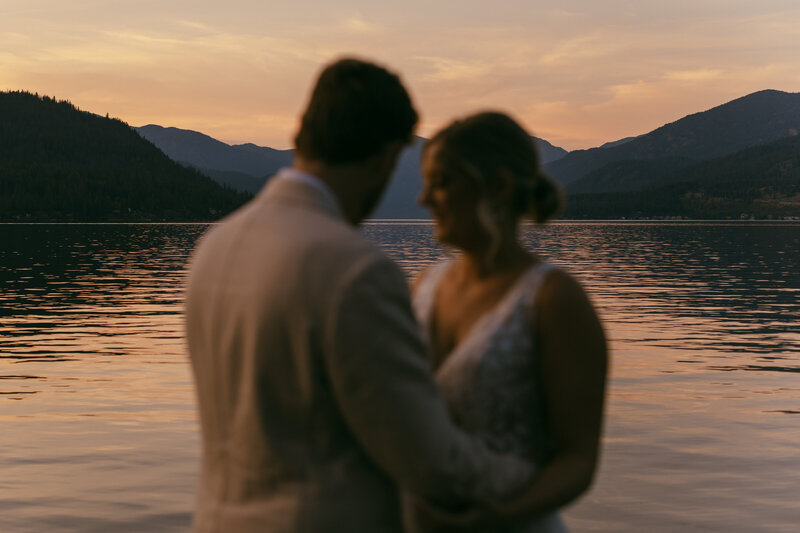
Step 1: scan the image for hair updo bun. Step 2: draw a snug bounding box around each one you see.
[425,111,564,224]
[526,170,564,223]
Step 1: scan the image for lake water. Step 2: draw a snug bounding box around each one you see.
[1,221,799,532]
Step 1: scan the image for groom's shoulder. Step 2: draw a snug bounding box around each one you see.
[310,222,397,278]
[292,222,409,315]
[192,201,403,290]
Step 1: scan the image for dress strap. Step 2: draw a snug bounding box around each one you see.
[411,260,452,332]
[522,262,557,323]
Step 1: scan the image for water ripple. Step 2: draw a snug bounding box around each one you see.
[1,221,799,532]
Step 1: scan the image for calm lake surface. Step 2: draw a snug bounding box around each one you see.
[1,221,799,532]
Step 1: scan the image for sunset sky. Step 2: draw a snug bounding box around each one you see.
[3,1,799,151]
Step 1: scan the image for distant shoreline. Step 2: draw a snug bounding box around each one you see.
[2,219,799,225]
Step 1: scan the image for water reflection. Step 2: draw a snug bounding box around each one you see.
[1,224,206,367]
[363,221,800,372]
[363,222,800,531]
[1,221,799,532]
[1,224,206,532]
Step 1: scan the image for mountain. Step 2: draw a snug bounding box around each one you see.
[373,136,566,218]
[136,124,293,180]
[8,89,793,221]
[566,157,693,194]
[199,168,270,194]
[599,136,638,149]
[535,137,569,164]
[563,134,800,219]
[135,125,430,215]
[140,125,569,218]
[372,138,429,218]
[548,90,800,188]
[0,91,250,222]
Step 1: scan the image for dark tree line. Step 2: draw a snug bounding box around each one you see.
[563,135,800,219]
[0,91,251,222]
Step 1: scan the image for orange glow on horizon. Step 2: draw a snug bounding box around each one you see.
[3,2,799,151]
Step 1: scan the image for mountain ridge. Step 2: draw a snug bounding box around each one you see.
[137,127,570,218]
[136,124,293,178]
[6,88,797,221]
[546,89,800,188]
[564,134,800,219]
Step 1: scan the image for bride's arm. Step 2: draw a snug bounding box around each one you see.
[493,267,608,519]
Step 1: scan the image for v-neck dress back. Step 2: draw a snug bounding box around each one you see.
[412,260,567,533]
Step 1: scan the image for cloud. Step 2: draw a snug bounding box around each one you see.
[600,79,659,102]
[5,1,798,151]
[178,20,214,32]
[415,55,492,83]
[664,69,724,82]
[342,15,381,35]
[102,30,190,48]
[537,34,612,66]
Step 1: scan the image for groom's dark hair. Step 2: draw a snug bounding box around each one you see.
[294,57,418,164]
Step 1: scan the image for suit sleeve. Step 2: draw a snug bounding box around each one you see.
[323,254,533,504]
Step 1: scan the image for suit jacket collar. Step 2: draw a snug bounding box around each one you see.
[258,168,346,222]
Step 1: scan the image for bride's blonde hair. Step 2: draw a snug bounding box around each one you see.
[424,112,564,265]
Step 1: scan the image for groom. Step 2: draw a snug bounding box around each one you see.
[185,57,530,532]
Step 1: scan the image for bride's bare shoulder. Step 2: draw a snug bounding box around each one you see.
[536,266,590,309]
[410,260,451,293]
[410,266,432,293]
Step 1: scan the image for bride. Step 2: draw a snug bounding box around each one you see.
[410,112,608,532]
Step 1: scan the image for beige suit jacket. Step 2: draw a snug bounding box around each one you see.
[185,173,530,533]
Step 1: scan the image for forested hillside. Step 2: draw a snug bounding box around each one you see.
[0,91,250,221]
[135,124,292,182]
[548,89,800,188]
[564,135,800,219]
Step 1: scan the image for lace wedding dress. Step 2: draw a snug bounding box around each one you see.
[412,260,567,533]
